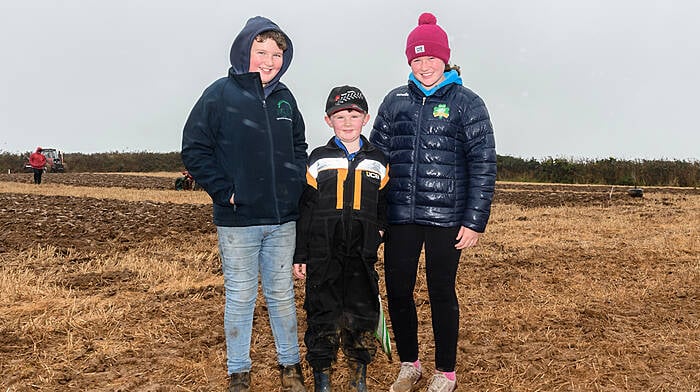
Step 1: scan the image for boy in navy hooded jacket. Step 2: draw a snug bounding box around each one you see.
[182,16,307,392]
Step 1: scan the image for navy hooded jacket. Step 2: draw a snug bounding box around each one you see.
[369,76,496,233]
[181,16,308,227]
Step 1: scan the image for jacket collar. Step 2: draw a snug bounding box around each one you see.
[325,135,374,154]
[408,69,462,98]
[228,69,288,97]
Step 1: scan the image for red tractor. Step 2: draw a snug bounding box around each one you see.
[24,148,66,173]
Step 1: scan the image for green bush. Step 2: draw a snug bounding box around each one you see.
[2,150,698,187]
[497,155,699,187]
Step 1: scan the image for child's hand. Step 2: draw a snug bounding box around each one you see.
[293,264,306,279]
[455,226,479,249]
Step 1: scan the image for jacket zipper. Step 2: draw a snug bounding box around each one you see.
[411,96,426,222]
[260,84,281,222]
[343,152,361,252]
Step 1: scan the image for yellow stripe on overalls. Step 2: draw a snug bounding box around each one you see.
[354,170,363,210]
[306,169,317,189]
[336,169,347,209]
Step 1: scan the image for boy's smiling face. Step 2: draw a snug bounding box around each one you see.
[325,109,370,147]
[249,38,283,86]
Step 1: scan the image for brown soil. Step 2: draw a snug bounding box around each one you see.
[1,174,698,391]
[0,192,212,253]
[1,172,175,190]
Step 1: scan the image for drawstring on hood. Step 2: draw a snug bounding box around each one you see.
[229,16,293,97]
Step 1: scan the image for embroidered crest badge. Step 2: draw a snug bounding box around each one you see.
[433,104,450,119]
[276,100,292,121]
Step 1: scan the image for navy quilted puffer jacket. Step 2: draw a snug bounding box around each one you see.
[369,80,496,232]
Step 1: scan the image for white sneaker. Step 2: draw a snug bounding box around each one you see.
[389,362,422,392]
[426,373,457,392]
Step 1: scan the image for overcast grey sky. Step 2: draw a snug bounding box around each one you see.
[1,0,698,160]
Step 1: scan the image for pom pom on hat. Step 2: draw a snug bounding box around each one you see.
[418,12,437,25]
[405,12,450,64]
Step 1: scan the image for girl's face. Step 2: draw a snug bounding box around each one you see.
[325,109,370,147]
[410,56,446,89]
[249,38,283,86]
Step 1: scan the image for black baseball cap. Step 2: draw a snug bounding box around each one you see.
[325,85,368,116]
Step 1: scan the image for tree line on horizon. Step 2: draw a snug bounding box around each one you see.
[0,151,698,188]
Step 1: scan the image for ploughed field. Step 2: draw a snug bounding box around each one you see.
[1,172,698,391]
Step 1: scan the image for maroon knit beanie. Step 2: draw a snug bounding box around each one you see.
[405,12,450,64]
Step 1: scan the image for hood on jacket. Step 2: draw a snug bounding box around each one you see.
[229,16,293,97]
[409,69,462,97]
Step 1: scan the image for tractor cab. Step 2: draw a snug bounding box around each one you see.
[24,148,66,172]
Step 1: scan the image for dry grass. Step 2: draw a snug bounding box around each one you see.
[0,180,698,391]
[103,171,184,178]
[463,196,699,391]
[0,181,211,204]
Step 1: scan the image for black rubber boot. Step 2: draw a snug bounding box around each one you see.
[348,361,368,392]
[312,367,332,392]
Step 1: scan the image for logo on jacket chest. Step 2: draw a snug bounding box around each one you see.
[433,103,450,119]
[276,100,293,122]
[365,171,380,180]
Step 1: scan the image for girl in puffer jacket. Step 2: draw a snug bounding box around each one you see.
[369,12,497,392]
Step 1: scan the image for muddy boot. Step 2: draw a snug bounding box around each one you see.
[312,367,332,392]
[228,371,251,392]
[348,361,368,392]
[280,363,307,392]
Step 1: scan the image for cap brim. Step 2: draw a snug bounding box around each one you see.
[326,104,367,116]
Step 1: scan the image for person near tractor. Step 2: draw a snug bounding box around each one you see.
[181,16,308,392]
[369,12,497,392]
[29,147,47,184]
[293,86,389,392]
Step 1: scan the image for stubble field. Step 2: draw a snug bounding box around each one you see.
[1,172,698,391]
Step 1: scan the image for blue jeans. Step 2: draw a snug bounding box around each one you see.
[217,222,301,374]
